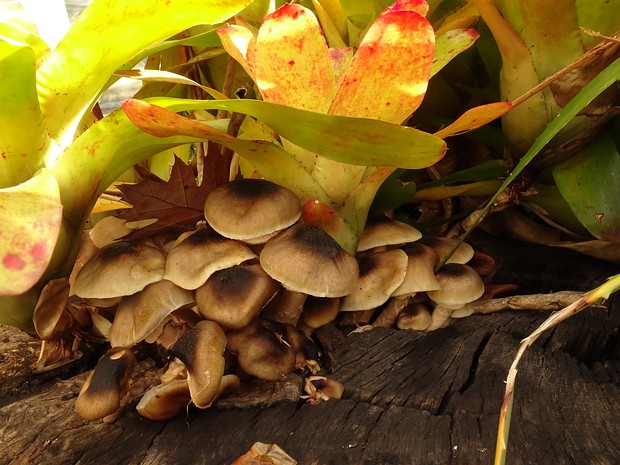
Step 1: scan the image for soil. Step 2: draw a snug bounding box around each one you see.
[1,233,619,465]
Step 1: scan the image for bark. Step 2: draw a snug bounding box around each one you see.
[0,234,619,465]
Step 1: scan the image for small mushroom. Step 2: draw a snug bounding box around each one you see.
[75,347,137,421]
[301,296,341,329]
[260,289,307,326]
[226,318,297,381]
[73,241,166,299]
[164,226,256,290]
[427,263,485,310]
[260,224,359,298]
[196,264,279,329]
[33,278,72,340]
[396,303,432,331]
[144,307,202,349]
[301,376,344,404]
[109,279,195,348]
[136,379,192,421]
[357,216,422,252]
[420,237,474,264]
[391,243,440,297]
[204,178,302,244]
[340,249,408,311]
[170,320,227,408]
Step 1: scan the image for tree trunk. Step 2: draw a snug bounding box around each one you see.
[1,233,619,465]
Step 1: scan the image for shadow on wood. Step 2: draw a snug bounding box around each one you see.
[1,234,619,465]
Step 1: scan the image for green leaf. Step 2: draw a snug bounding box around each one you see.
[417,159,510,189]
[36,0,254,148]
[0,41,50,188]
[0,169,62,296]
[431,28,479,77]
[552,128,620,241]
[370,171,417,213]
[136,97,447,169]
[458,57,620,263]
[120,99,328,203]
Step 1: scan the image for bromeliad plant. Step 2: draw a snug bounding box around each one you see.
[0,0,255,330]
[122,0,505,254]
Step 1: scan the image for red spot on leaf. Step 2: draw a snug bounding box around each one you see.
[88,140,102,156]
[3,254,25,270]
[30,242,47,261]
[20,153,27,158]
[288,60,295,66]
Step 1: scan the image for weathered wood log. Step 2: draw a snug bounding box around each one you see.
[1,234,619,464]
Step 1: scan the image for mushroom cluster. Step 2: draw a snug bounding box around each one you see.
[48,178,489,422]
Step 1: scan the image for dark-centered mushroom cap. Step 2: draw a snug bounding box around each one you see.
[196,264,279,329]
[392,243,440,297]
[226,318,297,381]
[170,320,227,409]
[74,347,137,421]
[357,216,422,252]
[420,237,474,264]
[427,263,484,309]
[164,227,256,290]
[260,224,359,298]
[340,249,408,311]
[204,178,302,243]
[109,279,195,348]
[73,241,166,299]
[396,303,432,331]
[260,289,307,326]
[301,296,341,329]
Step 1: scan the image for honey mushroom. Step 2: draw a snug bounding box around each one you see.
[74,347,136,422]
[164,225,257,290]
[72,241,166,299]
[169,320,227,409]
[204,178,302,244]
[108,279,195,348]
[196,264,279,329]
[226,318,299,381]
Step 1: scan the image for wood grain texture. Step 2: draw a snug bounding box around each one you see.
[1,235,619,464]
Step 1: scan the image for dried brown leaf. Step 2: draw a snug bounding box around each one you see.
[118,157,210,240]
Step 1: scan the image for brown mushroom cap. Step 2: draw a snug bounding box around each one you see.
[196,264,279,329]
[396,303,432,331]
[340,249,408,311]
[260,289,308,326]
[357,216,422,252]
[33,278,72,340]
[164,227,256,290]
[226,318,297,381]
[136,379,192,421]
[419,237,474,264]
[109,279,195,348]
[301,296,341,329]
[426,263,485,309]
[204,178,302,243]
[260,224,359,298]
[74,347,137,421]
[73,241,166,299]
[391,243,440,297]
[170,320,227,409]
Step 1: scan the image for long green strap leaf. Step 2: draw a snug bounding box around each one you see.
[141,97,447,169]
[491,56,620,465]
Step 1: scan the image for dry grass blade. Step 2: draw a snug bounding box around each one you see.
[494,274,620,465]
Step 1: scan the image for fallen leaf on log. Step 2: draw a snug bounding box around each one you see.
[118,157,210,240]
[231,442,297,465]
